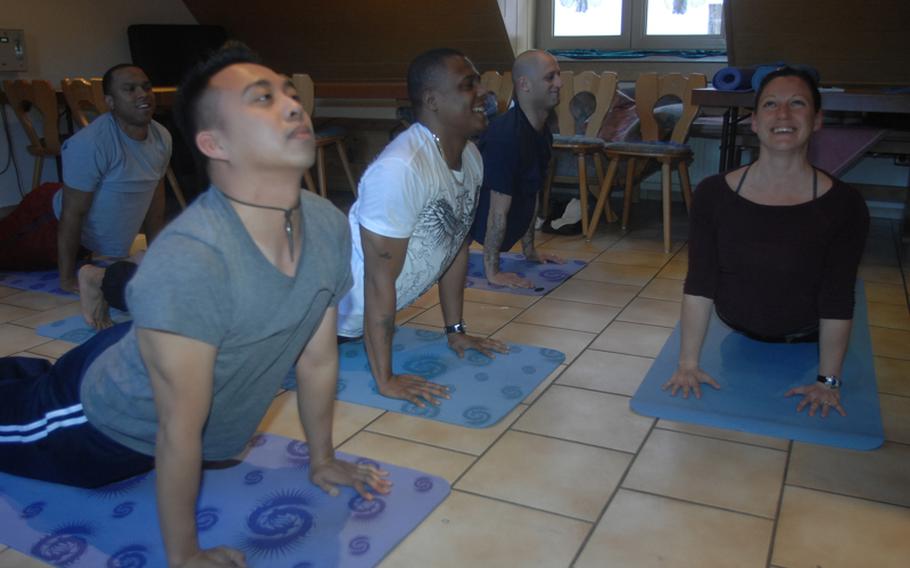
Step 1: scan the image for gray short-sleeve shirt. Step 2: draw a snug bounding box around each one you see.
[56,113,172,257]
[80,187,352,459]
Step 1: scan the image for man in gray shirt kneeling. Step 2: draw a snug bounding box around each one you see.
[0,44,389,568]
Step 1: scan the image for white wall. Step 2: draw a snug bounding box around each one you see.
[0,0,197,206]
[497,0,535,56]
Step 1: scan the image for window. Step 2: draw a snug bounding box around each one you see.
[538,0,726,52]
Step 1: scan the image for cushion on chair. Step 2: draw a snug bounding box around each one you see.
[552,133,607,146]
[604,139,692,157]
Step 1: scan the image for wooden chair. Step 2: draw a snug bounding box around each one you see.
[291,73,358,198]
[61,77,106,127]
[540,70,618,237]
[61,77,187,209]
[2,79,62,190]
[480,70,514,114]
[587,73,707,252]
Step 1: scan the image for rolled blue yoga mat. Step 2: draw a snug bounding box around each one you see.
[630,282,883,450]
[0,433,450,567]
[711,66,756,91]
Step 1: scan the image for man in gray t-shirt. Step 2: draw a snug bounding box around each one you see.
[0,46,389,568]
[0,64,171,331]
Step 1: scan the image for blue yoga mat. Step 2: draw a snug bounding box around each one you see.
[285,327,565,428]
[465,251,586,295]
[0,270,76,297]
[0,433,449,567]
[712,66,756,92]
[630,283,883,450]
[37,310,132,344]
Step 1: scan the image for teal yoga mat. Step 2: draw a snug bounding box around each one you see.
[0,270,76,297]
[0,433,449,567]
[37,310,131,344]
[630,282,883,450]
[285,327,565,428]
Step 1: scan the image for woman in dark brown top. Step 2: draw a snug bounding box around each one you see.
[663,66,869,418]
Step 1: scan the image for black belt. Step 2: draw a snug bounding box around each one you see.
[716,310,819,344]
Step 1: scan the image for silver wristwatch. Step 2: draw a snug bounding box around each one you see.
[816,375,842,389]
[444,321,466,335]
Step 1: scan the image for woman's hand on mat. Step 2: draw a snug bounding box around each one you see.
[310,458,393,500]
[662,365,721,399]
[488,271,534,288]
[785,383,846,418]
[178,546,247,567]
[377,374,450,407]
[448,333,510,360]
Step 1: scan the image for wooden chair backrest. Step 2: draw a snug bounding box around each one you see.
[634,72,707,144]
[290,73,316,117]
[61,77,106,128]
[481,70,514,114]
[553,70,619,138]
[2,79,61,153]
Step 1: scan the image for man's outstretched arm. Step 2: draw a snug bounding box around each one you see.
[520,199,562,265]
[360,226,448,406]
[139,328,246,567]
[296,306,391,498]
[141,178,167,244]
[57,186,94,291]
[439,237,510,358]
[482,191,532,288]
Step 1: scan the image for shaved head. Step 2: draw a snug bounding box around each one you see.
[512,50,558,86]
[511,50,562,117]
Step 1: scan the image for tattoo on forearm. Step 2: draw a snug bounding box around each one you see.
[484,212,507,275]
[379,314,395,345]
[521,200,538,254]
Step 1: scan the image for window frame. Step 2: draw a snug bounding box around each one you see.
[536,0,727,52]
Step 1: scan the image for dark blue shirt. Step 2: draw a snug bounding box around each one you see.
[470,102,552,250]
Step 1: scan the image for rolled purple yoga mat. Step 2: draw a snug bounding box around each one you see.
[712,66,756,91]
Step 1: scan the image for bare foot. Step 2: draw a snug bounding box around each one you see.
[77,265,113,330]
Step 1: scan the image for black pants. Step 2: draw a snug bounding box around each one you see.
[100,260,139,312]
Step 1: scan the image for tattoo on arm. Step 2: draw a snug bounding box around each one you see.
[520,200,539,256]
[363,235,393,261]
[379,314,395,344]
[483,194,510,277]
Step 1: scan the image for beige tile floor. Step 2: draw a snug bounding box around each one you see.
[1,217,909,567]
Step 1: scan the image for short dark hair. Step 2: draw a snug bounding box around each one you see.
[755,65,822,112]
[406,47,465,109]
[102,63,143,95]
[173,41,260,177]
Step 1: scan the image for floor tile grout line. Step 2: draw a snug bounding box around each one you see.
[448,487,597,526]
[449,404,532,487]
[782,481,910,510]
[619,486,779,521]
[498,427,638,457]
[567,413,662,566]
[650,425,790,452]
[354,428,486,459]
[765,439,794,568]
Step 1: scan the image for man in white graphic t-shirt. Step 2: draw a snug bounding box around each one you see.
[337,48,509,407]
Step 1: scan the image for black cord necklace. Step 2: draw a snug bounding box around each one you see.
[220,191,302,259]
